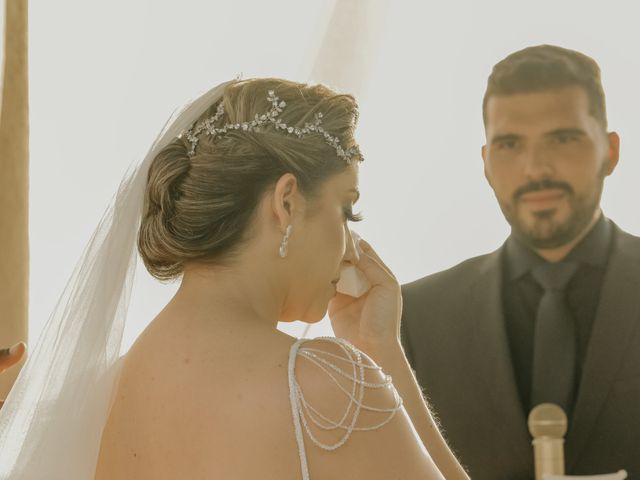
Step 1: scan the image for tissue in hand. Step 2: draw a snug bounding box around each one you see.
[336,265,371,298]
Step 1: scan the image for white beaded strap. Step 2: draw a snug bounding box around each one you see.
[288,337,404,479]
[296,360,402,416]
[297,385,401,432]
[289,339,311,480]
[296,338,364,452]
[299,348,394,388]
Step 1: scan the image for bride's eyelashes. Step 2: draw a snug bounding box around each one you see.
[343,206,363,223]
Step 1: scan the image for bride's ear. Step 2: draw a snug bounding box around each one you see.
[272,173,301,229]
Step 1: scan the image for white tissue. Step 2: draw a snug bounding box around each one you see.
[336,265,371,298]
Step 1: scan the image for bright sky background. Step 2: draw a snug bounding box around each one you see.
[28,0,640,350]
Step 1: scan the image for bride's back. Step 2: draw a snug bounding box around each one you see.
[96,309,302,479]
[96,309,440,480]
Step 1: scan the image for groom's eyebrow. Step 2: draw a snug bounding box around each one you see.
[490,133,521,144]
[545,127,587,137]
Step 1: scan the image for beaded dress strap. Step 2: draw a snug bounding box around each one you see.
[288,337,403,480]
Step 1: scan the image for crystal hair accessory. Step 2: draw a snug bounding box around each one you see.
[182,90,362,164]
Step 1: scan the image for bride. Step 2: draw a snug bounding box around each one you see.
[0,78,468,479]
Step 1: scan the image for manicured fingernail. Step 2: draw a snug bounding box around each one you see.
[9,342,24,356]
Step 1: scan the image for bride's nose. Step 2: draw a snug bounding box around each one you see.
[343,226,360,265]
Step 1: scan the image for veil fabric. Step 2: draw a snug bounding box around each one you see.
[0,80,232,479]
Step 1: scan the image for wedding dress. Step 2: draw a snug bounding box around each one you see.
[0,80,401,479]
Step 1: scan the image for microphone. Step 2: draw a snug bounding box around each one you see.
[528,403,567,480]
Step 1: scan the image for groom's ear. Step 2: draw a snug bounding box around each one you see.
[272,173,300,229]
[481,144,493,186]
[481,144,488,165]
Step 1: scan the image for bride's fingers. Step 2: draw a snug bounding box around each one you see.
[0,342,26,373]
[356,246,398,288]
[358,239,396,279]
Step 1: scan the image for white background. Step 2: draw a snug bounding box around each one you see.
[28,0,640,351]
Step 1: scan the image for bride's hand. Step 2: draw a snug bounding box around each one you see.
[0,342,26,374]
[328,239,402,356]
[0,342,26,410]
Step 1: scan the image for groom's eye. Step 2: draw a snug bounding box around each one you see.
[343,207,363,223]
[497,139,518,150]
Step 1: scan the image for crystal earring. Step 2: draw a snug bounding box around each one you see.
[279,225,293,258]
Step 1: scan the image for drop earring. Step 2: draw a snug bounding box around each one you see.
[279,225,293,258]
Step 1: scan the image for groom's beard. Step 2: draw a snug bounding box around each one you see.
[499,169,606,250]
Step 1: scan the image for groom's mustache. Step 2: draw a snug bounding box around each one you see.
[513,179,573,202]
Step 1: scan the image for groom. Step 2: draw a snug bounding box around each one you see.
[401,45,640,479]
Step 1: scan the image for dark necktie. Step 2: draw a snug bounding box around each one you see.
[530,261,579,417]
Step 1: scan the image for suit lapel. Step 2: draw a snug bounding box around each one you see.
[566,226,640,468]
[469,248,535,471]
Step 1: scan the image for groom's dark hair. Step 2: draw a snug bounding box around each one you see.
[482,44,608,129]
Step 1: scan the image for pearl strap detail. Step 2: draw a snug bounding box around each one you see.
[288,337,403,480]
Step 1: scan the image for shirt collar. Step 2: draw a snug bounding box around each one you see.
[504,213,612,281]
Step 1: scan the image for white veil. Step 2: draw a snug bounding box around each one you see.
[0,80,232,479]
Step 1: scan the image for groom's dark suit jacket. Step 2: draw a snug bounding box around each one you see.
[401,222,640,479]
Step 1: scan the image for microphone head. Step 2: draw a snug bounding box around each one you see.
[528,403,567,439]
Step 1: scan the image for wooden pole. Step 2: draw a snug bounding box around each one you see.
[0,0,29,400]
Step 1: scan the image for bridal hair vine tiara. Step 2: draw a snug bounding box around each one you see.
[182,90,363,164]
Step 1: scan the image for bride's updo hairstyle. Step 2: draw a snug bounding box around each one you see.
[138,78,361,281]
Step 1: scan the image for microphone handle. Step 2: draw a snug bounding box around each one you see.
[533,437,565,480]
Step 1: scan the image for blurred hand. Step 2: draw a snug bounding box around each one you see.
[0,342,26,409]
[0,342,25,374]
[328,239,402,356]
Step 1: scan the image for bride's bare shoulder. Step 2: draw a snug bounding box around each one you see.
[96,330,441,479]
[96,317,298,479]
[291,337,443,480]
